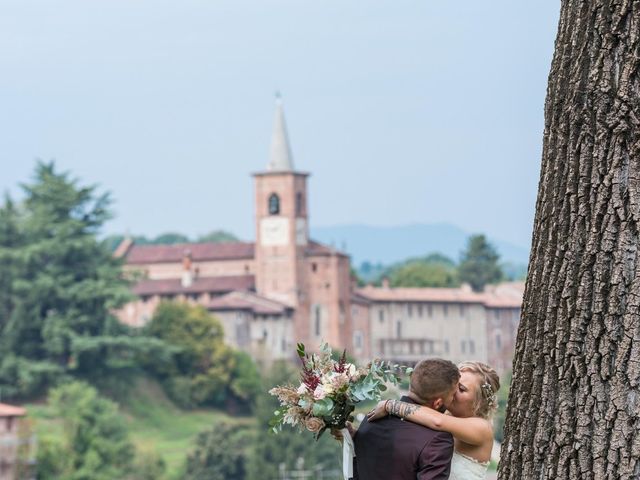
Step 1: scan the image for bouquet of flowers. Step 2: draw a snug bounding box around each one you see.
[269,343,412,479]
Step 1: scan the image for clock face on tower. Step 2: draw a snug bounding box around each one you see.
[260,217,289,246]
[296,218,307,245]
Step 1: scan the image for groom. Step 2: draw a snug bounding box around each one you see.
[352,358,460,480]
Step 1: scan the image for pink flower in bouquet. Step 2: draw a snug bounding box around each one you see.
[329,371,351,391]
[313,384,330,399]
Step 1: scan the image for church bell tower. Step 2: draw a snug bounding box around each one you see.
[254,96,310,344]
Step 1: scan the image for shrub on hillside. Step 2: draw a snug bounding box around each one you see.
[144,301,260,410]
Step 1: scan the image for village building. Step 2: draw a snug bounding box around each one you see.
[116,98,523,374]
[0,403,28,480]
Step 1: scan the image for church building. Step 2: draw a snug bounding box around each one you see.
[116,98,523,373]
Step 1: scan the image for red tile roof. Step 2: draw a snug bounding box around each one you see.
[356,283,523,308]
[132,275,255,296]
[0,403,26,417]
[126,242,255,264]
[357,286,487,304]
[209,291,293,315]
[351,293,372,306]
[483,282,525,308]
[306,240,349,258]
[123,239,346,264]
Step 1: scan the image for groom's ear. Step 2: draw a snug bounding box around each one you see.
[432,398,444,412]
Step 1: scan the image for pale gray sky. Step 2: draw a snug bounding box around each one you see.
[0,1,560,248]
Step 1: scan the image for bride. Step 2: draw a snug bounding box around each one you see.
[367,361,500,480]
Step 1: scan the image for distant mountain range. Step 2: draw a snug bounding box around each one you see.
[310,223,530,267]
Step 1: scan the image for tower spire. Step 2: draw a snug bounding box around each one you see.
[267,93,294,172]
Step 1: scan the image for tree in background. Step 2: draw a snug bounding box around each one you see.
[103,229,239,252]
[36,382,137,479]
[0,162,170,398]
[153,232,190,244]
[500,1,640,478]
[247,361,341,478]
[391,260,457,288]
[197,230,238,243]
[458,234,503,292]
[145,301,259,410]
[183,423,253,480]
[0,194,21,334]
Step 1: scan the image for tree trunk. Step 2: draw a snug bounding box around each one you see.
[499,1,640,479]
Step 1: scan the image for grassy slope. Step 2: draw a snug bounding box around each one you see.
[27,377,255,479]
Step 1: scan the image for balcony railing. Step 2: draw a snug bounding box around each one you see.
[376,338,443,363]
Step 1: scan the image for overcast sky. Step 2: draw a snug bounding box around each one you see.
[0,1,560,248]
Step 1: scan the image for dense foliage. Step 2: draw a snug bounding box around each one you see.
[458,234,504,292]
[0,162,170,399]
[183,423,253,480]
[36,382,141,479]
[388,253,460,288]
[144,301,261,410]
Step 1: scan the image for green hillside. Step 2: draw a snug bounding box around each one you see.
[27,377,254,479]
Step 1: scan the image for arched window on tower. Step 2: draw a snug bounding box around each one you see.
[296,192,304,216]
[268,193,280,215]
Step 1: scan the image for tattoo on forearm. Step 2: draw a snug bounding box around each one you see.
[387,400,419,419]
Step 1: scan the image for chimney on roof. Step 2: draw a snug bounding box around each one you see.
[382,276,390,289]
[181,249,193,288]
[460,283,472,293]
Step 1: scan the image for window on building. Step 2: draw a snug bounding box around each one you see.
[444,340,450,353]
[379,309,385,323]
[461,340,466,354]
[469,340,476,354]
[427,304,433,317]
[496,333,502,350]
[459,305,465,317]
[418,304,423,317]
[407,304,413,317]
[314,305,322,336]
[296,192,304,216]
[268,193,280,215]
[311,262,317,273]
[396,320,402,338]
[443,304,449,316]
[339,301,346,324]
[354,331,363,350]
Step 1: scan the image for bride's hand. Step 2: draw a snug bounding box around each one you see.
[366,400,389,422]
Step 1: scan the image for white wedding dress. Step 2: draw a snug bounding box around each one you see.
[449,451,489,480]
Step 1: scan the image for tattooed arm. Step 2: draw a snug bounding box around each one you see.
[367,400,492,446]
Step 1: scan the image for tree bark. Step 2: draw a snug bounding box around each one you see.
[499,1,640,479]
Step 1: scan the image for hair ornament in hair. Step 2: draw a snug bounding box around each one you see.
[481,382,497,408]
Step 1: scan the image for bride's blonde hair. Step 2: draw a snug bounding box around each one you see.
[458,361,500,419]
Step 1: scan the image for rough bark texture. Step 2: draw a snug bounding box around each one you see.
[499,1,640,479]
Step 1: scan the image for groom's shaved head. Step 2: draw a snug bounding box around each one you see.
[410,358,459,403]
